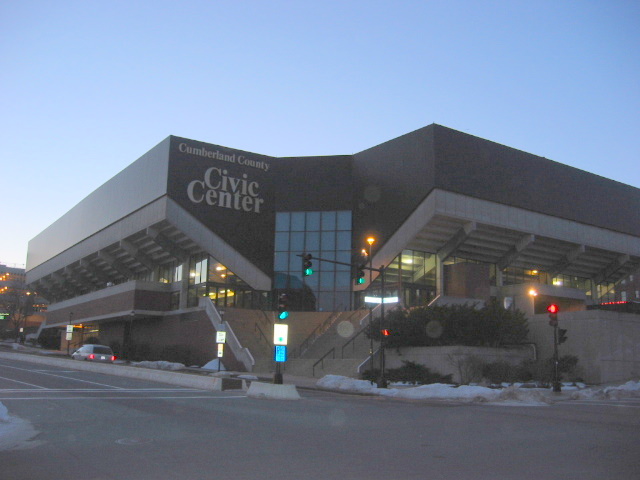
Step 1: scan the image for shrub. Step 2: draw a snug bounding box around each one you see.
[361,361,452,385]
[37,328,62,349]
[367,300,529,348]
[482,361,520,384]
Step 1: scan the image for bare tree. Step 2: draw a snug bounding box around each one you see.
[1,286,34,341]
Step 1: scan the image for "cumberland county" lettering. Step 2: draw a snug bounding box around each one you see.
[179,143,270,172]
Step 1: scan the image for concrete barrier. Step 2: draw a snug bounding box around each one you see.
[246,381,301,400]
[0,352,241,392]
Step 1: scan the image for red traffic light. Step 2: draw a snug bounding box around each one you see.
[381,329,391,336]
[547,304,560,314]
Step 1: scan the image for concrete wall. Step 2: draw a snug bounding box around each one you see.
[44,281,171,326]
[527,310,640,384]
[97,308,244,370]
[386,345,534,384]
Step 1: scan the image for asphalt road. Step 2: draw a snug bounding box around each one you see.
[1,356,639,480]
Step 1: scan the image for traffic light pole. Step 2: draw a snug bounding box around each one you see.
[377,265,387,388]
[547,304,561,393]
[298,253,389,387]
[552,324,561,393]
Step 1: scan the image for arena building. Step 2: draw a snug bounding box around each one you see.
[25,125,640,380]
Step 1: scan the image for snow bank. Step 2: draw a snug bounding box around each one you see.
[0,402,9,423]
[0,402,40,451]
[132,360,185,371]
[317,375,567,405]
[316,375,377,393]
[316,375,550,404]
[570,380,640,400]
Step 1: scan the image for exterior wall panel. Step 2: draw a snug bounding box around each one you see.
[27,138,171,271]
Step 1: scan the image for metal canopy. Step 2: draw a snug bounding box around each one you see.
[404,213,640,283]
[30,220,201,301]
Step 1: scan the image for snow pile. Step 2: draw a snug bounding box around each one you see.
[0,402,40,451]
[570,380,640,400]
[201,359,227,371]
[493,386,552,406]
[317,375,552,405]
[317,375,380,393]
[383,383,502,402]
[132,360,185,371]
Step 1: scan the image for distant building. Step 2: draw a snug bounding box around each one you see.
[0,263,46,338]
[24,125,640,380]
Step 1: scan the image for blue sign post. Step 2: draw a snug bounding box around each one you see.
[274,345,287,363]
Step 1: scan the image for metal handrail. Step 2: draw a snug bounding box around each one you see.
[260,309,273,326]
[340,326,369,358]
[357,347,381,374]
[254,322,269,345]
[200,298,255,371]
[297,311,340,358]
[312,347,335,377]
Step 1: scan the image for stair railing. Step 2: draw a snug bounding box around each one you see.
[201,297,255,371]
[293,311,340,358]
[312,347,335,377]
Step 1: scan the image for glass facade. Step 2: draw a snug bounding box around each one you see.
[356,248,608,309]
[274,210,352,312]
[187,253,267,309]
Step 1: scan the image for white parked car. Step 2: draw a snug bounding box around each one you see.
[71,344,116,363]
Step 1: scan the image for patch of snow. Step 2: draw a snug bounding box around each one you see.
[317,375,378,393]
[132,360,185,371]
[0,402,41,451]
[317,375,574,405]
[202,359,226,371]
[569,380,640,401]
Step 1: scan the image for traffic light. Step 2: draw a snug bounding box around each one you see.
[302,254,314,276]
[558,328,568,344]
[355,264,366,285]
[547,304,559,326]
[381,329,391,337]
[277,293,289,320]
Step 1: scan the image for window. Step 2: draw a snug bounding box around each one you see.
[274,210,352,311]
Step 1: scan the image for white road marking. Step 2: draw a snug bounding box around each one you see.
[0,388,206,393]
[0,395,247,401]
[569,401,640,408]
[0,362,124,389]
[0,375,49,389]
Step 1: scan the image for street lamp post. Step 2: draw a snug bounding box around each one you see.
[377,265,387,388]
[365,236,376,382]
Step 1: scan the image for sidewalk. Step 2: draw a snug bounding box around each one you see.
[250,371,322,390]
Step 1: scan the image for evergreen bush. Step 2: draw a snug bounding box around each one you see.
[367,299,529,348]
[361,361,452,385]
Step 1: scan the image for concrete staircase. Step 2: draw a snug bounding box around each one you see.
[222,307,379,379]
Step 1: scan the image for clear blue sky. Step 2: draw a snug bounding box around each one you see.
[2,1,639,268]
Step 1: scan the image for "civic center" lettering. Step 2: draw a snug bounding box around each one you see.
[187,167,264,213]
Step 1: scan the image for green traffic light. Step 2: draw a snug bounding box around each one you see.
[279,311,289,320]
[304,268,314,276]
[357,277,366,284]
